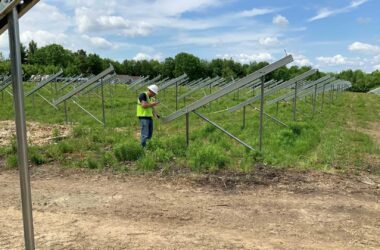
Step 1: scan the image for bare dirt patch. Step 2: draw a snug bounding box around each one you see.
[0,120,71,146]
[0,166,379,249]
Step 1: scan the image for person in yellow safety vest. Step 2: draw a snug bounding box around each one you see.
[137,84,160,147]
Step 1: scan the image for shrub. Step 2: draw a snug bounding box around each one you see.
[101,151,116,168]
[137,154,156,171]
[163,136,187,157]
[86,157,99,169]
[153,148,174,163]
[188,144,229,172]
[114,141,144,161]
[29,150,46,165]
[6,155,18,169]
[58,142,74,154]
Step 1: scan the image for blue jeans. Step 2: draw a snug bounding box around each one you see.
[139,118,153,147]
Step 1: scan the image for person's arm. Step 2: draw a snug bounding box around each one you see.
[139,93,158,108]
[141,100,158,108]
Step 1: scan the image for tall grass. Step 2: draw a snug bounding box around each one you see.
[0,82,379,173]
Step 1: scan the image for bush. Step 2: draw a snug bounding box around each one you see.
[58,142,74,154]
[137,154,156,171]
[153,148,174,163]
[6,155,18,169]
[29,150,46,165]
[188,144,229,172]
[163,136,187,157]
[86,157,99,169]
[114,141,144,161]
[101,151,116,168]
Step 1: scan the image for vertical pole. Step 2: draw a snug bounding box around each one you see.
[8,8,35,250]
[64,100,68,123]
[259,76,265,151]
[293,81,298,121]
[276,101,279,116]
[186,113,189,147]
[175,82,178,111]
[101,78,105,126]
[242,105,246,129]
[321,84,326,111]
[312,84,317,117]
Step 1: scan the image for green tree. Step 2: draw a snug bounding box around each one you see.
[174,52,203,80]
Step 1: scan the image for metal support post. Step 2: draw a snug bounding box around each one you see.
[8,8,35,250]
[175,82,178,111]
[321,84,325,111]
[64,100,68,123]
[312,84,317,117]
[101,78,105,126]
[259,76,265,151]
[186,113,189,146]
[242,105,246,129]
[193,111,254,151]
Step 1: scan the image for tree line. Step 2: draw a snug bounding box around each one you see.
[0,41,378,92]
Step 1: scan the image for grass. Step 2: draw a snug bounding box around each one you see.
[0,82,379,174]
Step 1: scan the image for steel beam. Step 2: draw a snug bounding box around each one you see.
[25,69,63,96]
[162,55,293,123]
[53,65,114,106]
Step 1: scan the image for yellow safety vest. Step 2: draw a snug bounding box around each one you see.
[137,92,153,117]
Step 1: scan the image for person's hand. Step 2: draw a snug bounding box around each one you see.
[151,101,159,106]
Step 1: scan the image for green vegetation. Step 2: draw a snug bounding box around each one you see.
[0,78,379,175]
[0,42,378,92]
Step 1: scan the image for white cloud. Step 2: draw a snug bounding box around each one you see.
[348,42,380,54]
[272,15,289,26]
[82,35,114,49]
[20,30,69,47]
[217,53,273,64]
[292,54,313,67]
[316,55,353,66]
[237,8,277,17]
[75,7,152,36]
[258,36,279,46]
[374,64,380,71]
[308,0,368,22]
[133,52,163,61]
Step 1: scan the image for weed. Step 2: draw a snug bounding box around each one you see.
[58,142,74,154]
[137,154,156,171]
[114,141,144,161]
[188,143,229,172]
[6,155,18,169]
[86,157,99,169]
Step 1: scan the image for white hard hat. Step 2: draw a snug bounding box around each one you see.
[148,84,159,94]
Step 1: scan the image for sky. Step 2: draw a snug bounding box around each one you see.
[1,0,379,73]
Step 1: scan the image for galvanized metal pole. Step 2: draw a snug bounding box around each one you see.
[242,105,246,129]
[293,81,298,121]
[321,84,326,111]
[185,113,189,146]
[8,8,35,250]
[64,100,68,123]
[175,82,178,111]
[312,84,317,117]
[259,76,265,151]
[101,78,106,126]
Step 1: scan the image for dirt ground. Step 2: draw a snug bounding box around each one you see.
[0,165,379,250]
[0,120,71,147]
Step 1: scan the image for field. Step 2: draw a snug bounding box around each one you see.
[0,82,379,173]
[0,81,380,249]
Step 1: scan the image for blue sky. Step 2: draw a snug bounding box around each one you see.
[1,0,379,72]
